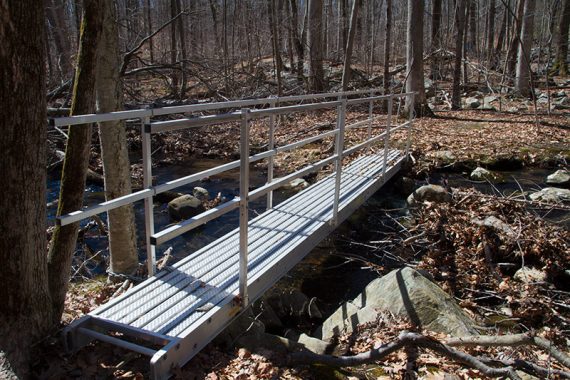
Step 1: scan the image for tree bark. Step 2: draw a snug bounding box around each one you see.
[47,0,103,325]
[487,0,497,65]
[383,0,393,95]
[268,0,283,95]
[146,0,154,63]
[495,2,508,57]
[430,0,443,79]
[308,0,325,92]
[405,0,432,116]
[0,1,53,377]
[341,0,361,91]
[169,0,179,96]
[96,0,139,276]
[507,0,526,76]
[467,0,477,54]
[46,0,73,82]
[553,0,570,75]
[290,0,304,81]
[514,0,535,97]
[452,0,467,109]
[175,0,188,98]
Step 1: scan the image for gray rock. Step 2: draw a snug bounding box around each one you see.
[472,216,515,238]
[192,186,210,200]
[529,187,570,203]
[251,299,283,330]
[553,90,567,98]
[464,97,481,109]
[484,95,498,104]
[551,103,570,111]
[316,268,478,340]
[470,167,494,181]
[285,178,309,190]
[265,289,322,320]
[429,150,456,164]
[215,308,265,349]
[167,194,205,220]
[546,170,570,186]
[407,184,451,205]
[284,331,330,355]
[514,267,547,284]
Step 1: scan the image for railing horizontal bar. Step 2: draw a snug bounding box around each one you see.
[343,132,387,157]
[57,188,153,226]
[250,101,342,118]
[51,109,152,127]
[151,99,272,116]
[149,112,241,133]
[151,198,240,246]
[249,155,338,201]
[347,94,391,105]
[154,160,240,194]
[391,121,410,133]
[77,327,157,357]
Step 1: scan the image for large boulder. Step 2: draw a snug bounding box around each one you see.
[464,97,481,109]
[546,170,570,187]
[407,185,451,205]
[529,187,570,203]
[167,194,205,220]
[315,268,478,341]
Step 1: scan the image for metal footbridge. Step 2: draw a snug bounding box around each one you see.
[52,89,415,379]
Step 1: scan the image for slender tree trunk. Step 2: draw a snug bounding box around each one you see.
[383,0,392,95]
[47,0,103,326]
[405,0,432,116]
[0,2,53,377]
[495,3,508,57]
[268,0,283,95]
[290,0,304,81]
[515,0,536,96]
[452,0,467,109]
[430,0,443,79]
[146,0,154,63]
[169,0,178,95]
[341,0,361,91]
[507,0,526,76]
[487,0,497,65]
[46,0,73,82]
[308,0,325,92]
[96,0,139,276]
[553,0,570,75]
[175,0,187,97]
[468,0,477,54]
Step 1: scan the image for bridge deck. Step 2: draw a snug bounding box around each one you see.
[66,149,405,379]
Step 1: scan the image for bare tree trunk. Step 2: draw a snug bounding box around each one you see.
[46,0,73,82]
[268,0,283,95]
[290,0,304,81]
[487,0,496,65]
[96,0,139,276]
[47,0,103,325]
[507,0,526,76]
[341,0,361,91]
[169,0,178,95]
[405,0,432,116]
[383,0,392,95]
[495,2,508,57]
[430,0,443,79]
[552,0,570,75]
[146,0,154,63]
[452,0,467,109]
[175,0,187,97]
[515,0,536,96]
[467,0,477,54]
[308,0,325,92]
[0,1,53,377]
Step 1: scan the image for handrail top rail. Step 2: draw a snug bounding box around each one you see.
[50,89,416,127]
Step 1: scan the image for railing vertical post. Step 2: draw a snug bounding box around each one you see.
[382,95,393,180]
[142,116,156,276]
[266,97,276,210]
[405,93,415,157]
[367,89,374,142]
[239,108,250,308]
[332,99,347,226]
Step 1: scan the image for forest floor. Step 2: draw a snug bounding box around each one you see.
[41,72,570,379]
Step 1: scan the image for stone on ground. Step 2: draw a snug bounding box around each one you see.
[167,194,205,220]
[514,267,547,284]
[546,170,570,186]
[470,167,494,181]
[192,186,210,200]
[407,184,451,205]
[529,187,570,203]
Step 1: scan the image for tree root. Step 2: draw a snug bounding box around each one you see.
[288,331,570,379]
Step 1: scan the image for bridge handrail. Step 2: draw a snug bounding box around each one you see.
[50,89,416,288]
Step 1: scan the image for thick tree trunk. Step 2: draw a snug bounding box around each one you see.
[341,0,361,91]
[452,0,467,109]
[383,0,392,95]
[468,0,477,54]
[405,0,432,117]
[308,0,325,92]
[553,0,570,75]
[495,3,508,57]
[146,0,154,63]
[515,0,536,97]
[0,2,52,377]
[47,0,103,325]
[96,0,139,276]
[430,0,443,79]
[46,0,73,82]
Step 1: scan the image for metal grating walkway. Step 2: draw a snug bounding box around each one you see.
[66,149,405,379]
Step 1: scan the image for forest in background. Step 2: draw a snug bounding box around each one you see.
[1,0,570,378]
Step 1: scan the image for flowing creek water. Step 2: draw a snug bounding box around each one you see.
[47,162,569,336]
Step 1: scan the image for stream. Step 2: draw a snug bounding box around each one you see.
[47,162,569,335]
